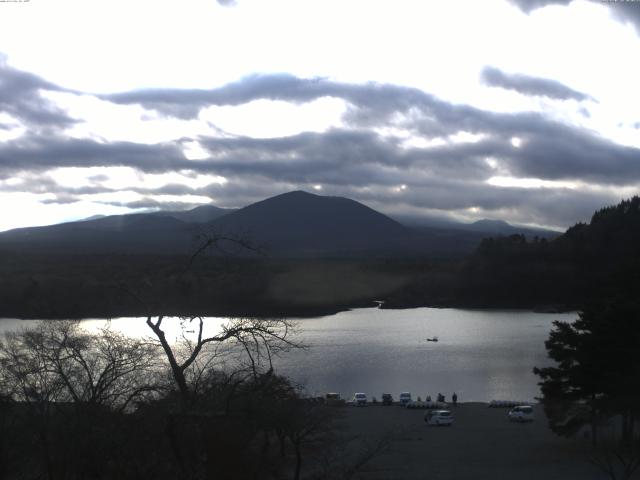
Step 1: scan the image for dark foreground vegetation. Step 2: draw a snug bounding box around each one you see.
[534,299,640,480]
[518,198,640,479]
[0,319,389,480]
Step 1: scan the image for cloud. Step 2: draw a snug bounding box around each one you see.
[101,74,342,119]
[99,73,592,139]
[507,0,640,34]
[3,63,639,229]
[502,126,640,183]
[0,135,188,173]
[2,117,637,230]
[507,0,571,14]
[480,66,593,101]
[607,3,640,33]
[0,55,77,129]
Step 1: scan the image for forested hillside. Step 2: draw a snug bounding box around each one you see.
[385,197,640,310]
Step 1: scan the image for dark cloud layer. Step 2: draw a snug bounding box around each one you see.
[0,55,77,129]
[608,3,640,33]
[2,60,639,229]
[97,74,640,185]
[480,66,593,101]
[0,135,186,173]
[508,0,640,34]
[508,0,571,13]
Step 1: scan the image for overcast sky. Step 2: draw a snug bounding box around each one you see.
[1,0,639,231]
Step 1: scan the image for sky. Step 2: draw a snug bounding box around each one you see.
[0,0,639,232]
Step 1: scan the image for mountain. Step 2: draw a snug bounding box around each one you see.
[0,213,197,255]
[0,203,238,255]
[155,204,234,223]
[0,192,426,256]
[395,214,559,238]
[0,191,554,258]
[465,219,559,238]
[467,219,516,233]
[209,191,424,256]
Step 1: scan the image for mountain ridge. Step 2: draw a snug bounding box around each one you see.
[0,190,558,257]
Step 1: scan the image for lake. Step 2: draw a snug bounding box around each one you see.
[0,307,576,402]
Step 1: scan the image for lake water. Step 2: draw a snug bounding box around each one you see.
[0,307,576,402]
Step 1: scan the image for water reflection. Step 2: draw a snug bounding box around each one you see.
[272,307,575,402]
[0,308,576,402]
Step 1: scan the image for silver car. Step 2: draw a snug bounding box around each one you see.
[424,409,454,426]
[508,405,534,422]
[353,392,367,406]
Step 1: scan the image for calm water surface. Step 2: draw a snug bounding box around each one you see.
[0,307,576,402]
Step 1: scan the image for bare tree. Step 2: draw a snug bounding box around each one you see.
[0,321,161,480]
[145,315,299,404]
[0,321,159,412]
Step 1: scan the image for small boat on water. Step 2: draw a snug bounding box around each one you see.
[426,336,439,342]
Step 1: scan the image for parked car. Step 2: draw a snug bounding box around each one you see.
[353,393,367,406]
[424,410,454,426]
[399,392,412,406]
[325,393,344,406]
[381,393,394,405]
[508,405,534,422]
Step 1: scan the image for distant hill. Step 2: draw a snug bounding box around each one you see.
[0,192,428,256]
[395,214,559,238]
[466,219,559,238]
[0,213,197,255]
[0,204,238,255]
[155,204,235,224]
[209,191,425,256]
[0,191,555,258]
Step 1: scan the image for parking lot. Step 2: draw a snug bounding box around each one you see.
[337,402,604,479]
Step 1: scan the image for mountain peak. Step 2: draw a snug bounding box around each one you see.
[472,219,511,228]
[210,190,417,256]
[278,190,316,197]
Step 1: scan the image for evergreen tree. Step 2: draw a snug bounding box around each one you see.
[535,299,640,446]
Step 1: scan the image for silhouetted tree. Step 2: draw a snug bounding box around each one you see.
[0,321,161,480]
[0,320,159,411]
[146,315,299,405]
[535,300,640,447]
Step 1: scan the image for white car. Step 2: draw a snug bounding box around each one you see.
[424,410,454,426]
[399,392,412,406]
[353,392,367,406]
[508,405,534,422]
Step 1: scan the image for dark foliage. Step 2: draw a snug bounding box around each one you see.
[534,300,640,443]
[445,196,640,309]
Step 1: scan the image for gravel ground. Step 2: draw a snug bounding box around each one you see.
[335,402,606,480]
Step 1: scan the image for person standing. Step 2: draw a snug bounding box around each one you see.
[452,392,458,406]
